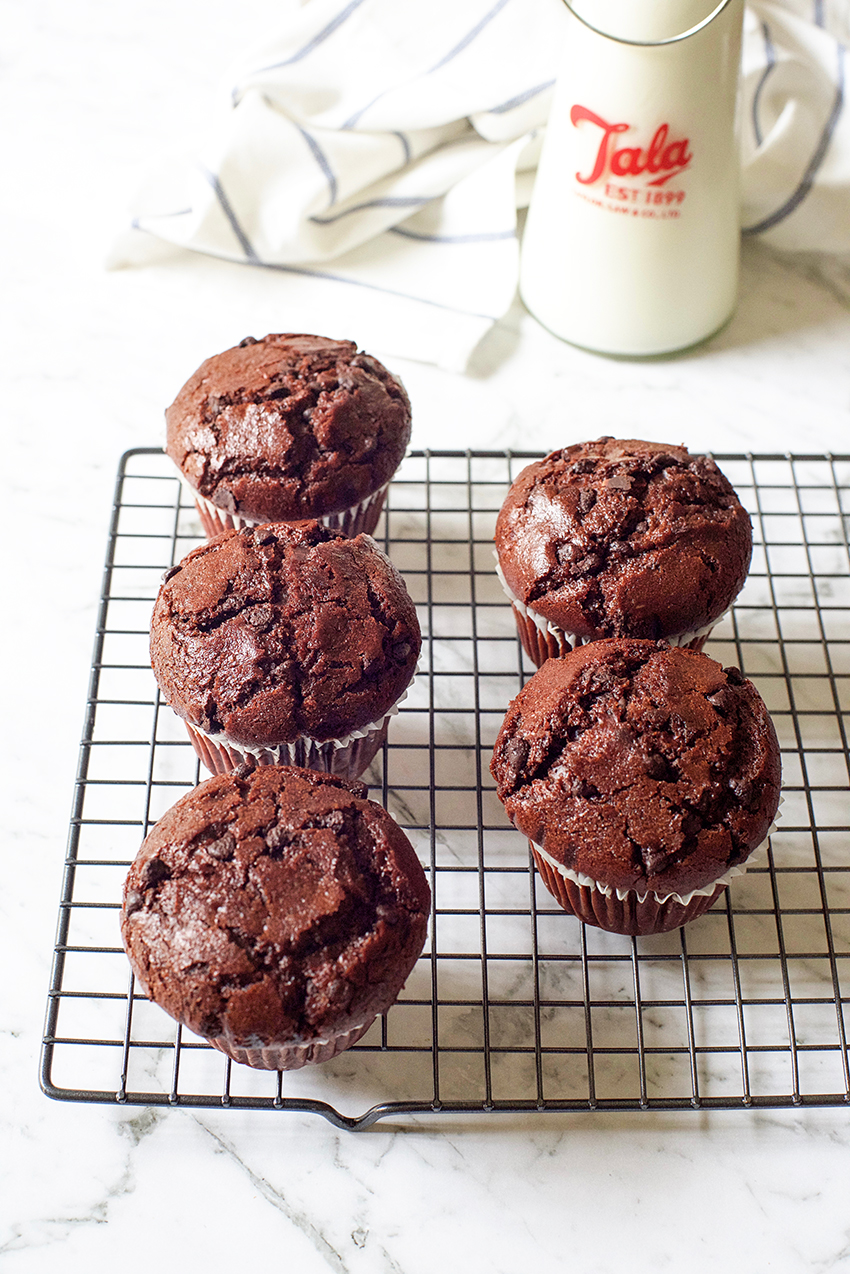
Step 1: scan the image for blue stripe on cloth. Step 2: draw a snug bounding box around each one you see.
[388,225,516,243]
[743,41,846,234]
[342,0,515,128]
[752,22,777,147]
[247,0,369,74]
[308,195,432,224]
[203,168,261,262]
[125,223,500,320]
[342,89,387,130]
[814,0,825,27]
[253,261,500,319]
[296,125,338,206]
[427,0,513,73]
[485,80,556,114]
[393,132,412,165]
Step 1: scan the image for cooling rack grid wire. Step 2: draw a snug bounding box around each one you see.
[41,449,850,1128]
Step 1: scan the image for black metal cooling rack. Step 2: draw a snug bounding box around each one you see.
[41,448,850,1128]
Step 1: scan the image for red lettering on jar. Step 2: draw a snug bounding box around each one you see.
[571,105,692,188]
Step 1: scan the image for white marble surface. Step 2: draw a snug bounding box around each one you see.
[4,1,850,1270]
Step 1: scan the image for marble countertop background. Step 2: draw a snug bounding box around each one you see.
[4,1,850,1270]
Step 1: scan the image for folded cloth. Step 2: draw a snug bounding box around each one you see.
[111,0,850,369]
[741,0,850,250]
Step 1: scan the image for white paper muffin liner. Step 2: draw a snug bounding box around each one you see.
[130,966,375,1071]
[183,682,412,779]
[494,555,730,666]
[528,799,781,935]
[185,478,390,540]
[531,835,770,909]
[208,1018,374,1071]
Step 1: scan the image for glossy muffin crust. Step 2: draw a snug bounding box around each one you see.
[165,333,411,522]
[491,640,780,899]
[150,520,420,748]
[120,766,431,1065]
[495,438,752,641]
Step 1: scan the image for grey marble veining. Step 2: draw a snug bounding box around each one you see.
[4,0,850,1268]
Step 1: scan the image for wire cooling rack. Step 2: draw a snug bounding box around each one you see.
[41,448,850,1128]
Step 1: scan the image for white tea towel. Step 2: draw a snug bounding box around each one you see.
[111,0,850,368]
[742,0,849,250]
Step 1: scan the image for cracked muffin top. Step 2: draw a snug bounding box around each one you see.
[490,640,780,898]
[120,765,431,1050]
[165,334,411,522]
[150,520,420,746]
[495,438,752,641]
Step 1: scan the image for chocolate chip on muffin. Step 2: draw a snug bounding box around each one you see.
[495,438,752,666]
[491,639,780,934]
[166,333,411,538]
[120,765,431,1070]
[150,519,421,777]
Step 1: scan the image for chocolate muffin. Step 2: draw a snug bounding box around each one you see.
[150,520,421,777]
[494,438,752,666]
[490,640,781,935]
[120,766,431,1070]
[166,333,411,538]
